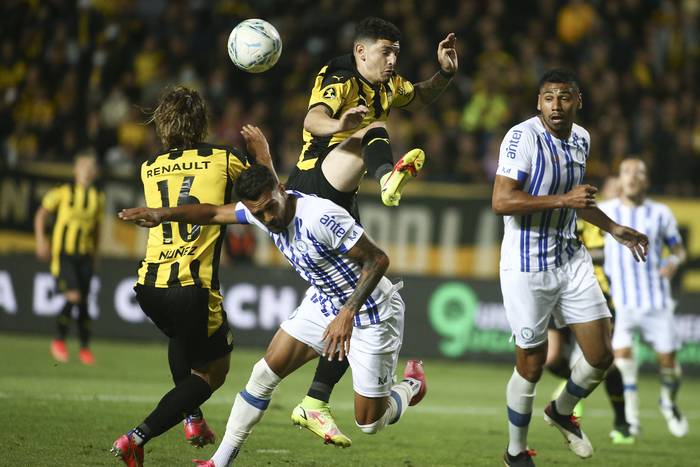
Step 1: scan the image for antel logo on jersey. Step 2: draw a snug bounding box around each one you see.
[506,129,523,159]
[320,214,347,238]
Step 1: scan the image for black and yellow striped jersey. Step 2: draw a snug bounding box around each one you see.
[136,144,249,290]
[296,54,416,171]
[41,183,104,276]
[577,219,610,295]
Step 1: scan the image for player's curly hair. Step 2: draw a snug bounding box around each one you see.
[354,17,401,43]
[150,86,208,149]
[538,68,580,92]
[234,164,278,201]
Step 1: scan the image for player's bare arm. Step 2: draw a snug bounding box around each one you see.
[404,33,458,110]
[304,104,369,136]
[119,203,237,227]
[241,124,279,182]
[578,207,649,262]
[322,233,390,362]
[33,206,51,261]
[492,175,597,215]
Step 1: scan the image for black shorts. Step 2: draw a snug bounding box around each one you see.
[55,254,93,296]
[286,148,361,222]
[134,284,233,368]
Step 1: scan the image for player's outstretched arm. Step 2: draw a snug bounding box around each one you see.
[404,33,458,110]
[492,175,597,215]
[241,124,280,182]
[118,203,237,227]
[322,233,389,362]
[578,207,649,262]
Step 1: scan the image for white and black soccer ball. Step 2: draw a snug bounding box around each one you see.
[227,19,282,73]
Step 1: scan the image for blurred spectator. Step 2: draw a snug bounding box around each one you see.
[0,0,697,196]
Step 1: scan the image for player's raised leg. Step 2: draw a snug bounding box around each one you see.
[207,330,317,467]
[354,359,426,435]
[291,357,352,447]
[321,122,424,206]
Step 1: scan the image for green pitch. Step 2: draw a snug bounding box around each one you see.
[2,333,696,466]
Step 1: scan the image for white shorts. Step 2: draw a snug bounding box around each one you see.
[280,289,405,398]
[501,248,611,348]
[612,306,680,353]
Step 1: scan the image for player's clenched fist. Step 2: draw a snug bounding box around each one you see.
[563,184,597,209]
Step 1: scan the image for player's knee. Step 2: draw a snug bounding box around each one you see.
[209,364,230,391]
[245,358,281,399]
[516,360,544,382]
[545,359,571,380]
[522,367,543,383]
[364,121,386,131]
[588,350,614,370]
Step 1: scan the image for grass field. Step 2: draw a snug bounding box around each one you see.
[2,333,697,466]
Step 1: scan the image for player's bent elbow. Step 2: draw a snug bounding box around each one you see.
[376,252,390,274]
[492,197,507,215]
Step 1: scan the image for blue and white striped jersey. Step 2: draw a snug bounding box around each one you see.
[496,116,590,272]
[235,191,396,326]
[599,198,682,311]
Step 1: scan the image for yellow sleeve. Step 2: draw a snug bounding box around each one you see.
[308,66,353,115]
[41,185,65,212]
[227,149,250,180]
[96,192,106,223]
[578,220,604,250]
[390,74,416,108]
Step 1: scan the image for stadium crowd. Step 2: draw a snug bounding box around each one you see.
[1,0,698,195]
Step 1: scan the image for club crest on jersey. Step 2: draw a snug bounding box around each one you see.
[520,327,535,342]
[323,88,337,99]
[295,241,309,253]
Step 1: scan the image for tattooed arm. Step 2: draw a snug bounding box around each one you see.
[322,233,390,361]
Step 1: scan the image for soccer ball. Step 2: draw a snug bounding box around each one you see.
[227,19,282,73]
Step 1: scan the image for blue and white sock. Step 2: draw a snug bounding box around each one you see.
[615,357,640,428]
[660,363,682,407]
[506,368,536,457]
[555,356,606,415]
[211,359,280,467]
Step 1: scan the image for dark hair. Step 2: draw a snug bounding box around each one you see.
[354,17,401,43]
[234,164,278,201]
[150,86,208,149]
[538,68,580,92]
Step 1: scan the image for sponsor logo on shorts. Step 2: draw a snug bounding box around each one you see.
[377,374,388,385]
[520,327,534,342]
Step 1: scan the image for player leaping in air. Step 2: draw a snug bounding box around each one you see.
[287,16,458,219]
[285,16,456,447]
